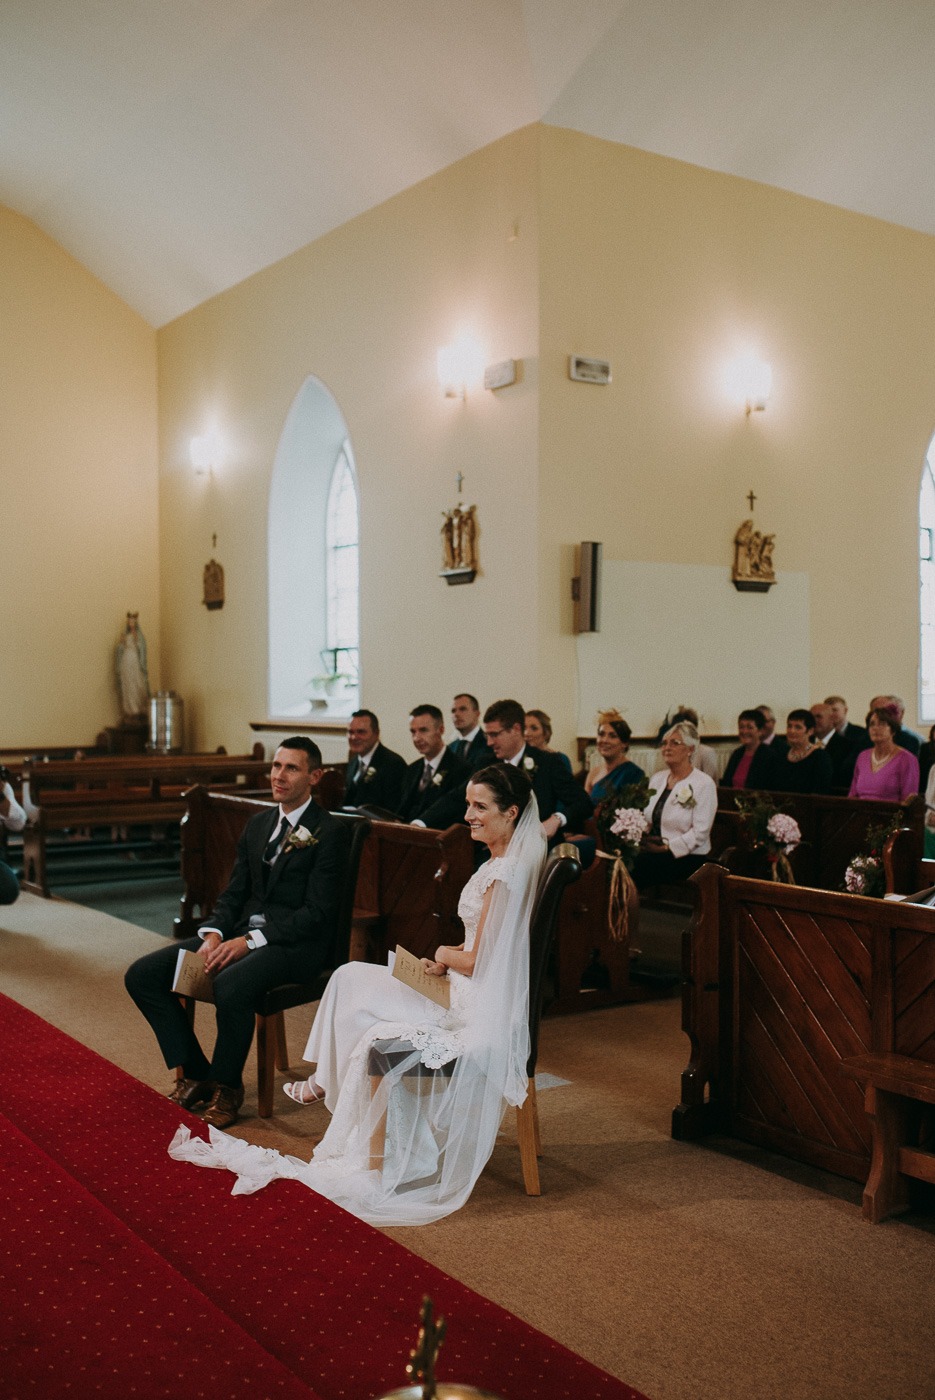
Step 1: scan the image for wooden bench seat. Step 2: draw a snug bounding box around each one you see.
[673,863,935,1196]
[19,749,270,897]
[840,1052,935,1222]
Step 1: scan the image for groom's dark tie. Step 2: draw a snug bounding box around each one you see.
[418,760,433,792]
[263,815,288,865]
[455,738,469,761]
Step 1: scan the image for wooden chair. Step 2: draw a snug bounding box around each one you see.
[254,811,371,1116]
[366,842,582,1195]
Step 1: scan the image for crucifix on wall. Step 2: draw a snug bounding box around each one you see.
[732,490,776,593]
[440,472,478,585]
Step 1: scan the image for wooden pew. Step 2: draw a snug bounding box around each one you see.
[711,790,924,891]
[19,748,269,897]
[351,819,474,961]
[173,787,474,964]
[174,786,677,1015]
[672,862,935,1187]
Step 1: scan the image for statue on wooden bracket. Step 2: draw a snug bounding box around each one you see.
[203,534,225,610]
[440,473,478,586]
[732,491,776,593]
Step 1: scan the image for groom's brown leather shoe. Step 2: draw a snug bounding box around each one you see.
[202,1083,245,1129]
[168,1077,215,1110]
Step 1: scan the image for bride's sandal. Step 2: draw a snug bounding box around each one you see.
[282,1078,326,1104]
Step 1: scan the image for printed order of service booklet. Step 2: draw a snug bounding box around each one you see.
[172,948,216,1004]
[391,944,451,1009]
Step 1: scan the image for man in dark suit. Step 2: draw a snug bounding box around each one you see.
[481,698,591,838]
[447,692,493,771]
[756,704,788,757]
[342,709,407,812]
[824,695,870,754]
[125,737,344,1128]
[811,701,859,789]
[398,704,469,823]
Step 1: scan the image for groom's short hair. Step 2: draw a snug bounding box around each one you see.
[280,736,323,769]
[484,699,525,732]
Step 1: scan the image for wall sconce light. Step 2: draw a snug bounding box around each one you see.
[726,353,773,415]
[436,334,485,399]
[190,430,222,474]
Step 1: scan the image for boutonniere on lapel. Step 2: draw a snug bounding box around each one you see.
[673,784,697,810]
[284,824,318,852]
[362,765,377,784]
[431,770,444,787]
[522,755,536,772]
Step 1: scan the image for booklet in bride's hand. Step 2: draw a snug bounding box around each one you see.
[391,945,451,1010]
[172,948,216,1004]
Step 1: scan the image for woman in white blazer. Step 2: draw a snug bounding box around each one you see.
[632,721,718,890]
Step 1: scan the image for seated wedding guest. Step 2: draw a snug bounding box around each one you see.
[0,770,26,905]
[824,695,870,752]
[919,724,935,796]
[343,709,407,812]
[849,706,920,801]
[398,704,468,823]
[868,695,921,755]
[169,765,546,1227]
[665,708,719,779]
[448,692,492,769]
[631,722,717,891]
[756,704,788,756]
[586,710,645,803]
[721,709,777,789]
[126,738,343,1129]
[771,709,833,793]
[483,698,590,837]
[810,701,859,789]
[524,708,572,772]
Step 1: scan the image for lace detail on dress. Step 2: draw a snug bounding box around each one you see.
[457,855,516,951]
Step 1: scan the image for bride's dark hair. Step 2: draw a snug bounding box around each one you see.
[471,764,532,819]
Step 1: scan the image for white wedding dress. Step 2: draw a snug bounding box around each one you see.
[169,798,546,1226]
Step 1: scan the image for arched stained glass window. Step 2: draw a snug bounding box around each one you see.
[920,452,935,721]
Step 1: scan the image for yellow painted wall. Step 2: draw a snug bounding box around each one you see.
[538,129,935,739]
[157,122,935,760]
[1,206,159,746]
[158,127,540,757]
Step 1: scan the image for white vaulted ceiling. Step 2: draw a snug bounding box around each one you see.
[3,0,934,326]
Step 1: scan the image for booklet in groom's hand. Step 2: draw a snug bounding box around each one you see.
[391,945,451,1010]
[172,949,216,1004]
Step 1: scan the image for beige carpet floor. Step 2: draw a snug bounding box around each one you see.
[3,891,934,1400]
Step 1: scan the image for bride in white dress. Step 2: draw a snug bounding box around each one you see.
[169,765,546,1226]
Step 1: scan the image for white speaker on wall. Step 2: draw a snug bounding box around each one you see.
[572,542,602,633]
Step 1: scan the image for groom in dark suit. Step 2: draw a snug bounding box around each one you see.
[398,704,468,823]
[125,737,344,1128]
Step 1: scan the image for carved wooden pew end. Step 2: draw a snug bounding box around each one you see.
[841,1053,935,1223]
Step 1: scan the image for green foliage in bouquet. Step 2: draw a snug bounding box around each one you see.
[594,776,652,867]
[842,812,904,897]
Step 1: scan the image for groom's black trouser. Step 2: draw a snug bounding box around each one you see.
[125,936,324,1088]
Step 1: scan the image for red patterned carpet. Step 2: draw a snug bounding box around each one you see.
[0,993,649,1400]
